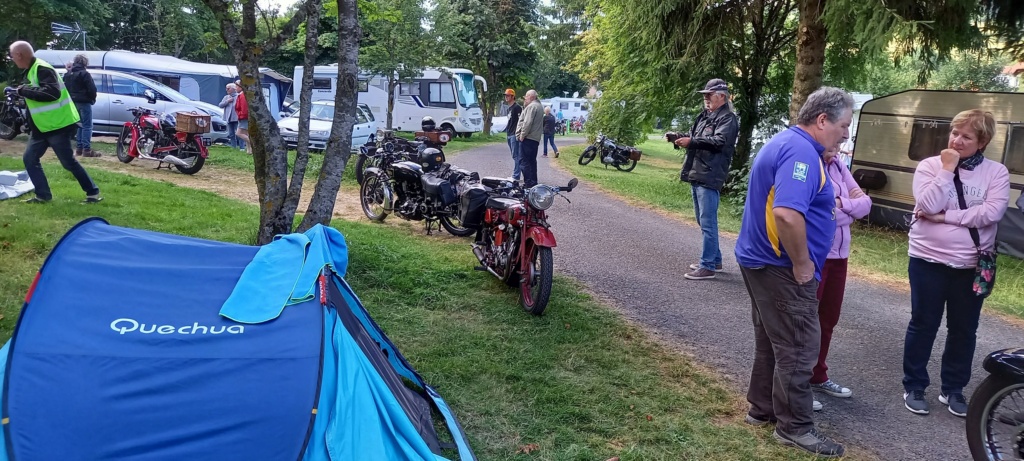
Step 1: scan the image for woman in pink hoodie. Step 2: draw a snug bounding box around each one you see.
[901,109,1010,418]
[811,142,872,406]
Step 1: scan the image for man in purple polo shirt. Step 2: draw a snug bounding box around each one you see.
[735,87,854,458]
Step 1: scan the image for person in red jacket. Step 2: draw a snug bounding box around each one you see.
[235,89,251,154]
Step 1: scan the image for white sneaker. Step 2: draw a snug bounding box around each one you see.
[813,400,823,411]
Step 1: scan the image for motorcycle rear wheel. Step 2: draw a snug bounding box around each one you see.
[615,158,638,172]
[968,373,1024,460]
[354,153,381,185]
[578,146,597,165]
[116,127,134,164]
[0,104,20,140]
[439,209,474,237]
[520,246,553,315]
[173,138,206,175]
[360,173,391,222]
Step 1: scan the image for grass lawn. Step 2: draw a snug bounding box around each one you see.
[0,156,839,460]
[555,139,1024,319]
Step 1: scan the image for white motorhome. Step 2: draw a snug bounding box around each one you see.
[541,97,593,120]
[292,66,487,135]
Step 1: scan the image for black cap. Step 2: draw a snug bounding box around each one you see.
[697,78,728,94]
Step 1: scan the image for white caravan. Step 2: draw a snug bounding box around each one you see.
[292,66,487,135]
[541,97,593,120]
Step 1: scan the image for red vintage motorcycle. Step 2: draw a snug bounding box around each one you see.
[115,92,209,175]
[469,177,578,315]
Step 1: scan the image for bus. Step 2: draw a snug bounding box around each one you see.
[293,65,487,135]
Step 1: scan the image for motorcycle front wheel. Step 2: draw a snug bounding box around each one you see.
[172,138,206,175]
[0,105,20,140]
[116,127,134,163]
[359,173,392,222]
[578,146,597,165]
[520,246,553,316]
[615,158,638,172]
[967,373,1024,460]
[354,153,381,185]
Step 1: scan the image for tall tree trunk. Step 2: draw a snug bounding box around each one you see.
[733,85,761,173]
[282,0,322,221]
[789,0,827,121]
[387,76,396,130]
[297,0,360,231]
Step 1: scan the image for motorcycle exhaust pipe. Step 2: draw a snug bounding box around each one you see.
[471,245,502,278]
[161,155,190,167]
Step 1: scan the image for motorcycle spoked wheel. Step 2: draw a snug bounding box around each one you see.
[354,153,382,185]
[519,246,553,315]
[359,173,392,222]
[116,127,135,164]
[439,205,474,237]
[173,138,206,175]
[967,373,1024,460]
[578,146,597,165]
[614,157,638,172]
[0,104,20,140]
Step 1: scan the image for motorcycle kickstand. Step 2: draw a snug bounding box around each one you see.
[424,218,437,236]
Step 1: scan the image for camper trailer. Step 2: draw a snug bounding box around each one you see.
[35,50,293,121]
[293,66,487,135]
[540,97,592,120]
[850,89,1024,257]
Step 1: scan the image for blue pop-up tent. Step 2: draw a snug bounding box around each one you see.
[0,218,475,461]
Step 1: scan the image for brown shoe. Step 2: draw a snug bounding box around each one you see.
[83,148,100,158]
[683,267,716,280]
[75,148,83,156]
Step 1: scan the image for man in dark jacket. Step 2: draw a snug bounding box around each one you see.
[673,78,739,280]
[7,41,100,203]
[63,54,98,157]
[503,89,523,180]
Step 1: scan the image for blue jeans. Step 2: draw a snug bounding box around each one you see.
[903,257,984,395]
[74,103,92,149]
[23,125,99,200]
[227,121,239,148]
[507,135,521,179]
[543,133,557,155]
[691,184,722,270]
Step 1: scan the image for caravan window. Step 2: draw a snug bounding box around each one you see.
[559,102,568,110]
[399,82,420,96]
[908,118,952,161]
[1004,124,1024,175]
[428,83,455,104]
[312,78,332,90]
[582,102,590,111]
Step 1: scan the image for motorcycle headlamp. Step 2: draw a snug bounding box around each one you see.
[526,185,556,211]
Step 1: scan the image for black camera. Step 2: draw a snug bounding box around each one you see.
[665,131,687,150]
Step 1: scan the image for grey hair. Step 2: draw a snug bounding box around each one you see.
[73,54,88,67]
[796,87,854,126]
[715,90,734,112]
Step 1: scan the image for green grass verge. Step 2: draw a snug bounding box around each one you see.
[556,140,1024,319]
[0,156,832,460]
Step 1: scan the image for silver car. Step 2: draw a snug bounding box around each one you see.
[57,69,230,144]
[277,102,377,152]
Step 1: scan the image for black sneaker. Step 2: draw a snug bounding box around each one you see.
[904,390,929,415]
[82,195,103,204]
[22,196,50,204]
[773,427,844,458]
[939,392,967,418]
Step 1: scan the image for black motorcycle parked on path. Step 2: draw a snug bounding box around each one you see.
[578,134,642,172]
[0,89,28,141]
[359,142,475,237]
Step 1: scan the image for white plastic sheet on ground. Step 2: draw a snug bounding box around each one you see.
[0,171,34,200]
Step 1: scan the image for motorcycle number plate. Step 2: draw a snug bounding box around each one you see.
[201,137,212,146]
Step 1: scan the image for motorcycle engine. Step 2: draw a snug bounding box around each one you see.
[394,182,424,220]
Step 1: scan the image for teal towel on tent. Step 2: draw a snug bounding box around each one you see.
[220,224,349,324]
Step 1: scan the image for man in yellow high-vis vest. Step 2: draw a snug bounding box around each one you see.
[7,41,101,203]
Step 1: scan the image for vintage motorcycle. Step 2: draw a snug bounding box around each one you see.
[359,141,475,237]
[116,90,209,175]
[355,118,453,185]
[468,177,578,315]
[966,348,1024,460]
[577,134,642,172]
[0,89,28,141]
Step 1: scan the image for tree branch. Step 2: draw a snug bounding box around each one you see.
[262,0,315,53]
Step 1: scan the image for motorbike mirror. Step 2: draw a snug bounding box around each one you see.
[566,178,579,191]
[143,90,157,105]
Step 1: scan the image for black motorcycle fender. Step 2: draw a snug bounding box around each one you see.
[363,166,384,178]
[983,348,1024,379]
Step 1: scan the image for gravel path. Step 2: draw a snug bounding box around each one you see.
[450,138,1024,461]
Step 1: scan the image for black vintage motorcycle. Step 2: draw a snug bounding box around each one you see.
[0,89,28,140]
[359,143,475,237]
[966,349,1024,460]
[355,119,454,185]
[577,134,642,172]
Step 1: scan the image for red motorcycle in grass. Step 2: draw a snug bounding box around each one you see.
[115,90,209,175]
[469,177,578,315]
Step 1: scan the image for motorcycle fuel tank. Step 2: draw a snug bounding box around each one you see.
[391,161,423,183]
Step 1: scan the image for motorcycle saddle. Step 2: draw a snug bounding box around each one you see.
[486,197,521,210]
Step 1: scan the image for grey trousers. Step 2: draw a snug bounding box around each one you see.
[740,264,821,435]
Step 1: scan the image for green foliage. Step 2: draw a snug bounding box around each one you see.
[930,51,1014,91]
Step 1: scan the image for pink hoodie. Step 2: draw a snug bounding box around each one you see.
[909,156,1010,268]
[827,159,872,259]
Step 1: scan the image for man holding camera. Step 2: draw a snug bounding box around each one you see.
[667,78,738,280]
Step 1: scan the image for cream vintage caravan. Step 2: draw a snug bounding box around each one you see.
[850,90,1024,257]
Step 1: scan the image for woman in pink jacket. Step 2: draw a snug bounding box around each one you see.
[901,109,1010,418]
[811,142,871,407]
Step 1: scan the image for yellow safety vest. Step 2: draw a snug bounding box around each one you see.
[25,58,79,133]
